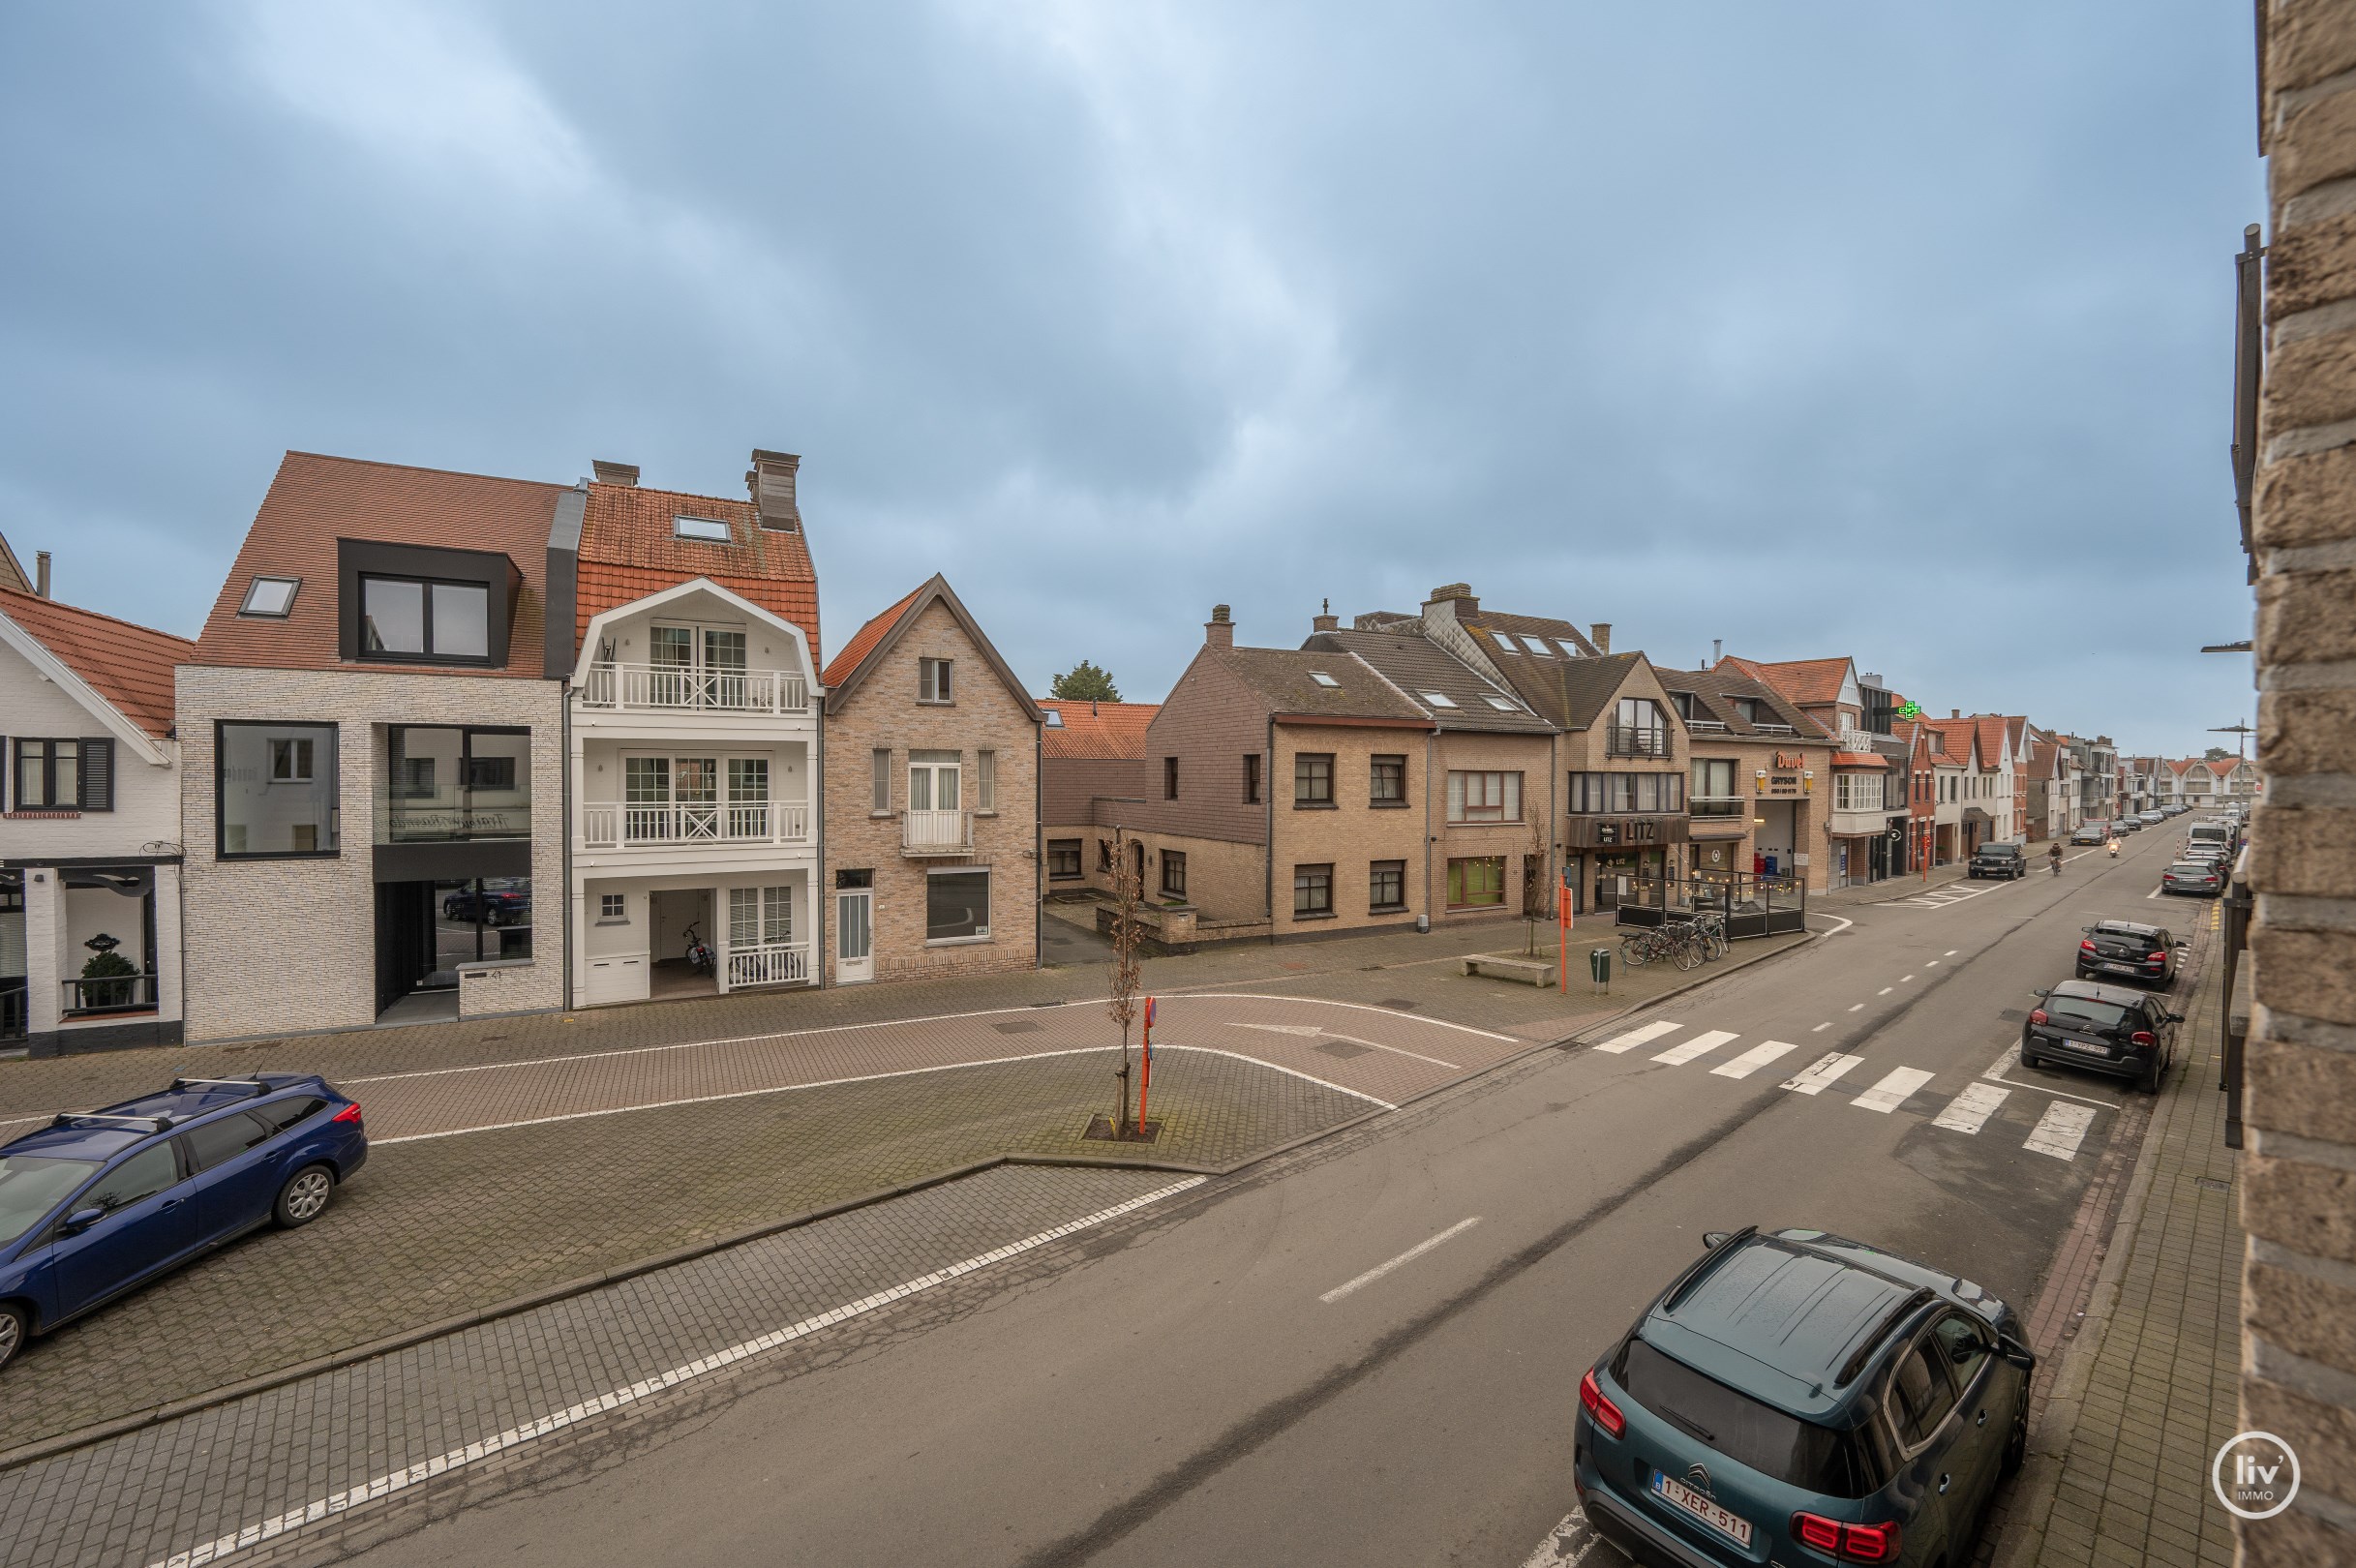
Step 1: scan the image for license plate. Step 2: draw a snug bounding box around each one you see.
[1650,1470,1755,1548]
[2100,961,2134,973]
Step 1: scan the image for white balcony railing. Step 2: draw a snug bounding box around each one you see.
[901,808,974,856]
[727,941,811,989]
[583,799,811,849]
[580,661,811,715]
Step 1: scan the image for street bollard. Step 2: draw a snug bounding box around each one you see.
[1589,947,1611,995]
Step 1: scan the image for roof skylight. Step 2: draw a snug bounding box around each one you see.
[1421,691,1458,708]
[1483,695,1518,710]
[1310,671,1341,687]
[1551,639,1583,657]
[1492,631,1520,654]
[238,576,299,618]
[1521,636,1554,656]
[674,515,734,543]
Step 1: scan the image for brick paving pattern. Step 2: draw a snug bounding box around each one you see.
[1998,901,2243,1568]
[0,1163,1187,1568]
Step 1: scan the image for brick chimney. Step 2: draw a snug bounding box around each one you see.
[591,460,640,487]
[1423,583,1478,618]
[1951,709,1961,719]
[1205,604,1234,649]
[1590,622,1611,653]
[1312,596,1339,634]
[748,450,801,532]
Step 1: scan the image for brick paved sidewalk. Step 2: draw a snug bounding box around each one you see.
[1994,900,2243,1568]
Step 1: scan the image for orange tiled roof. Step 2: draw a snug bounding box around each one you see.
[821,586,923,690]
[1740,656,1854,707]
[1,585,195,739]
[1039,700,1161,760]
[2208,756,2241,776]
[193,452,565,678]
[575,480,819,661]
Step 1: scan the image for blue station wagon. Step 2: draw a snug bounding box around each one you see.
[0,1074,366,1372]
[1575,1227,2035,1567]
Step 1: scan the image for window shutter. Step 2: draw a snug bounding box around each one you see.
[79,738,114,811]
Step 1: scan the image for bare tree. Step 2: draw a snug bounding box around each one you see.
[1106,828,1146,1134]
[1523,815,1553,955]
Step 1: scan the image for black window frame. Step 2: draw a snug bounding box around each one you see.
[1369,859,1406,913]
[12,737,112,812]
[1292,862,1334,917]
[1243,752,1262,803]
[337,539,516,669]
[1047,839,1084,881]
[1164,756,1180,800]
[1294,753,1335,807]
[383,725,531,844]
[356,574,496,664]
[1161,849,1188,898]
[215,720,342,860]
[1370,754,1407,806]
[924,867,991,943]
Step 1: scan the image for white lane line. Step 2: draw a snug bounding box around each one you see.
[144,1176,1208,1568]
[1161,1046,1399,1109]
[1812,1022,1832,1033]
[1946,950,1958,956]
[1926,960,1940,967]
[2025,1101,2098,1160]
[1229,1022,1459,1070]
[1652,1029,1738,1066]
[1901,975,1916,983]
[1712,1040,1802,1079]
[1320,1217,1482,1304]
[1878,987,1894,996]
[1979,1047,2124,1108]
[1783,1053,1863,1096]
[1521,1514,1601,1567]
[1181,993,1523,1042]
[1849,1004,1865,1012]
[1595,1021,1682,1054]
[1810,915,1856,937]
[1852,1067,1935,1114]
[1934,1082,2010,1134]
[2146,887,2162,899]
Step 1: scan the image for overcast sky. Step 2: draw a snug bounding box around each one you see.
[1,2,2263,758]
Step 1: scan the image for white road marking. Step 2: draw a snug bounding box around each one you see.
[143,1176,1209,1568]
[1900,974,1916,982]
[1320,1217,1482,1303]
[1849,1003,1865,1012]
[1652,1029,1737,1066]
[1979,1046,2124,1107]
[1878,987,1894,996]
[1520,1514,1600,1567]
[1926,959,1940,967]
[1180,993,1521,1041]
[1946,950,1958,956]
[2025,1101,2098,1160]
[1934,1082,2010,1134]
[1811,1022,1832,1033]
[1712,1040,1802,1079]
[1852,1067,1935,1113]
[1595,1020,1681,1054]
[1230,1022,1460,1070]
[1783,1053,1862,1095]
[1811,915,1856,937]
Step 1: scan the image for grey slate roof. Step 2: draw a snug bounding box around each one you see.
[1218,647,1429,722]
[1653,664,1834,741]
[1456,609,1602,662]
[1488,648,1648,732]
[1301,628,1554,732]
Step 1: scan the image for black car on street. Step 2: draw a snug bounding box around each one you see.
[2160,861,2225,897]
[2076,920,2186,987]
[1968,841,2026,880]
[2022,980,2182,1093]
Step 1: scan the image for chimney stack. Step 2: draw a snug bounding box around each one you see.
[1590,622,1612,654]
[748,449,802,532]
[591,460,640,487]
[35,551,50,599]
[1312,595,1339,634]
[1205,604,1234,649]
[1951,709,1961,719]
[1422,583,1478,619]
[1711,637,1722,664]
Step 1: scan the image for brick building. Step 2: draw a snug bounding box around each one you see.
[1038,698,1158,897]
[1717,653,1915,887]
[820,575,1041,985]
[1654,662,1836,891]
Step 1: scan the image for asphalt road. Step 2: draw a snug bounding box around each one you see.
[332,829,2205,1568]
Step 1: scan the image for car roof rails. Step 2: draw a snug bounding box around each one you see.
[1832,1286,1940,1387]
[1661,1224,1761,1313]
[168,1076,274,1098]
[50,1112,174,1134]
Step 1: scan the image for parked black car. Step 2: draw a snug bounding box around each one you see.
[2075,920,2186,987]
[1969,841,2027,880]
[2160,861,2225,897]
[2022,980,2182,1093]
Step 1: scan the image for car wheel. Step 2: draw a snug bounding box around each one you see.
[274,1164,337,1228]
[2020,1042,2039,1070]
[0,1303,24,1373]
[2002,1398,2030,1477]
[2139,1052,2164,1096]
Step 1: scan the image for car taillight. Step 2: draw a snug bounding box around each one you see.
[1791,1514,1903,1562]
[2130,1031,2157,1046]
[1579,1368,1625,1438]
[331,1101,363,1125]
[2030,1009,2049,1026]
[2080,940,2098,952]
[1794,1513,1845,1553]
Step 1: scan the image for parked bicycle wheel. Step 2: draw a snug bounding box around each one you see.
[1672,932,1704,972]
[1619,933,1652,968]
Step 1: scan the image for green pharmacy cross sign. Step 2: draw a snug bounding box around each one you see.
[1897,701,1922,719]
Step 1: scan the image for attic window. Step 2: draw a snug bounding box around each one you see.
[1421,691,1458,708]
[1552,640,1583,657]
[1483,695,1518,711]
[674,516,734,543]
[1515,636,1550,656]
[1043,709,1064,728]
[1309,672,1342,688]
[1491,631,1520,654]
[239,576,300,618]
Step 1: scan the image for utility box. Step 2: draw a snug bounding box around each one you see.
[1589,947,1611,993]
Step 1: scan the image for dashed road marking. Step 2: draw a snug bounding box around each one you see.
[1651,1029,1738,1066]
[1811,1022,1832,1033]
[1849,1003,1865,1012]
[1783,1052,1863,1096]
[1879,986,1894,996]
[1711,1039,1802,1079]
[1595,1021,1681,1054]
[2026,1101,2099,1160]
[1852,1067,1936,1114]
[1900,974,1916,983]
[1319,1216,1482,1303]
[1934,1082,2010,1134]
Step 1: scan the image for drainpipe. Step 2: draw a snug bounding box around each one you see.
[559,679,573,1010]
[1422,728,1435,929]
[815,684,828,988]
[1264,713,1276,938]
[1034,713,1042,971]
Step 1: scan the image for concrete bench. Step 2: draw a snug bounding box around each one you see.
[1463,954,1557,987]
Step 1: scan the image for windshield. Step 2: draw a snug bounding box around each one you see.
[0,1156,100,1247]
[1978,845,2018,858]
[2043,996,2133,1033]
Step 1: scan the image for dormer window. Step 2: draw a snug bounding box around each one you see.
[1491,631,1520,655]
[239,576,300,618]
[1520,636,1554,656]
[1483,695,1518,711]
[361,576,489,661]
[1420,691,1458,708]
[674,516,733,543]
[1309,672,1341,688]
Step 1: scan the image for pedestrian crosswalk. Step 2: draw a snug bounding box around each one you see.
[1582,1018,2109,1161]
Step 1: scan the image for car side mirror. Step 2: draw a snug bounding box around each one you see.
[1702,1231,1732,1250]
[2168,1012,2186,1023]
[58,1207,106,1236]
[2080,926,2095,935]
[1999,1334,2038,1371]
[2032,987,2050,999]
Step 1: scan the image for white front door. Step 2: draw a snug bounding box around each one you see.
[835,890,873,983]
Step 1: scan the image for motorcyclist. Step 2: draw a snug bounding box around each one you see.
[2107,835,2121,859]
[2049,841,2065,875]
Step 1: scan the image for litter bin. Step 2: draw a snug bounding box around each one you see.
[1588,947,1611,993]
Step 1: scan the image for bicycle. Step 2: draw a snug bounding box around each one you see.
[1690,911,1730,960]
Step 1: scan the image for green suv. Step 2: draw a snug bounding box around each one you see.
[1575,1228,2035,1566]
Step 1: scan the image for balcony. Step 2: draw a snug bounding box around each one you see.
[726,941,811,989]
[584,799,812,850]
[580,662,811,716]
[1606,724,1672,759]
[902,808,974,857]
[61,972,158,1017]
[1684,718,1729,734]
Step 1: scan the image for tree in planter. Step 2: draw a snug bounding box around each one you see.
[1050,660,1122,703]
[78,933,138,1010]
[1523,814,1554,956]
[1105,828,1146,1135]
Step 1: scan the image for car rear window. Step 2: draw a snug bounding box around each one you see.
[255,1098,328,1134]
[2042,996,2132,1033]
[1614,1338,1880,1497]
[0,1156,100,1247]
[2168,862,2215,876]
